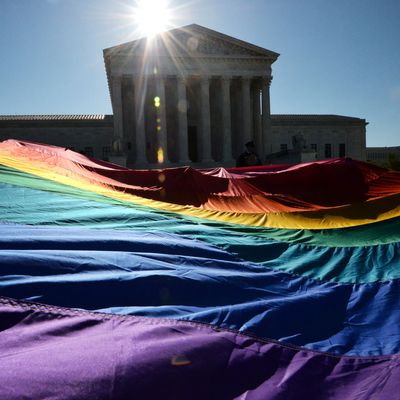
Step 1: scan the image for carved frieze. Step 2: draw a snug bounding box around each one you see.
[165,31,262,57]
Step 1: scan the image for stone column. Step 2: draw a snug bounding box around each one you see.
[253,80,262,156]
[177,76,190,164]
[221,76,234,163]
[200,76,213,163]
[261,76,272,159]
[134,76,147,165]
[155,76,169,164]
[242,77,252,146]
[112,76,123,143]
[109,76,127,166]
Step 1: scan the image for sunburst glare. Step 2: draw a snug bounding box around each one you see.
[132,0,172,38]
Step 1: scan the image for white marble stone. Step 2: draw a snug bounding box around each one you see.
[104,24,277,168]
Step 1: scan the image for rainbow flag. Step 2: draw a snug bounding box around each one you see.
[1,139,400,399]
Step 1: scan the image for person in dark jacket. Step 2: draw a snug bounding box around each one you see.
[236,141,262,167]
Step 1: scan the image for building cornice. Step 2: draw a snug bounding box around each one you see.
[271,114,368,127]
[0,114,111,121]
[0,115,114,128]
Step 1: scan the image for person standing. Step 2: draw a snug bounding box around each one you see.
[236,141,262,167]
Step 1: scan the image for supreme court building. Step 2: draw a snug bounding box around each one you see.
[0,24,368,167]
[104,24,278,167]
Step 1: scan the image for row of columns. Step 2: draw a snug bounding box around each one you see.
[112,75,272,166]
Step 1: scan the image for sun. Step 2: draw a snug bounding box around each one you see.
[133,0,172,38]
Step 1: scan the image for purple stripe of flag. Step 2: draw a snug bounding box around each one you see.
[0,297,398,400]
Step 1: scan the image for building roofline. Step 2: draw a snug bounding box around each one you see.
[0,114,114,128]
[0,114,113,121]
[104,23,279,60]
[271,114,368,125]
[367,146,400,150]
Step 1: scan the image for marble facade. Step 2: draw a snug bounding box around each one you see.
[104,24,279,167]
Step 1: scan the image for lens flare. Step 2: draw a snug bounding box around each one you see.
[171,355,191,366]
[157,147,164,163]
[133,0,172,38]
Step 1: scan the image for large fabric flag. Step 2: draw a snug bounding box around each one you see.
[1,139,400,399]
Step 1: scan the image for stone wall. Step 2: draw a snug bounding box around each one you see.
[268,115,367,162]
[0,116,113,161]
[367,146,400,166]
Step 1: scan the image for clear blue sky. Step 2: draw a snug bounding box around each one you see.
[0,0,399,146]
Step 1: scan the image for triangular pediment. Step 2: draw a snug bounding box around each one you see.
[168,24,279,58]
[104,24,279,61]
